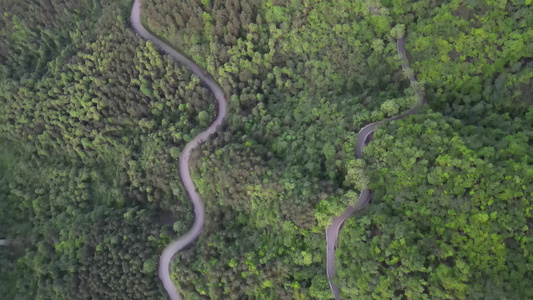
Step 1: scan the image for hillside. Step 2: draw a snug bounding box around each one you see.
[1,0,532,299]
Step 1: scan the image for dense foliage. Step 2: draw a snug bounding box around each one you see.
[142,0,533,298]
[0,0,98,79]
[0,0,212,299]
[141,0,418,298]
[337,110,533,299]
[1,0,532,299]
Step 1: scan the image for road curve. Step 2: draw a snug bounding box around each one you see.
[326,36,425,300]
[131,1,228,299]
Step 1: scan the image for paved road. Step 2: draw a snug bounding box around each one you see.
[132,2,423,298]
[325,36,425,300]
[131,1,228,299]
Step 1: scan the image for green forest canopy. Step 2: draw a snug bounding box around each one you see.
[1,0,532,299]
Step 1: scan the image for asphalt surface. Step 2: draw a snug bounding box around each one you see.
[131,1,228,299]
[325,36,425,300]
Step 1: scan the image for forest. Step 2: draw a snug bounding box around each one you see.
[1,0,532,299]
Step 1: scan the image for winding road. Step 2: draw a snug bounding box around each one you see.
[325,36,426,300]
[131,1,424,298]
[131,1,227,299]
